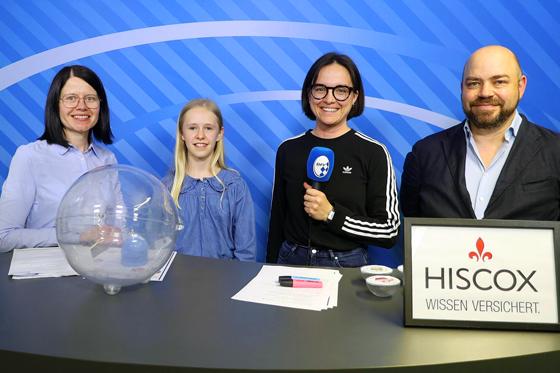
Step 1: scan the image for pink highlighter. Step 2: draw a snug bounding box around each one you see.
[279,278,323,288]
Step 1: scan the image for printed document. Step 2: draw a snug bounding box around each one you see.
[231,265,342,311]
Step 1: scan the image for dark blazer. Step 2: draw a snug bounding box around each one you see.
[400,115,560,220]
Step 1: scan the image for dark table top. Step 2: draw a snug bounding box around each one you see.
[1,252,559,372]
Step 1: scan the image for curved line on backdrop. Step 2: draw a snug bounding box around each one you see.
[217,90,458,129]
[0,20,467,91]
[115,90,456,137]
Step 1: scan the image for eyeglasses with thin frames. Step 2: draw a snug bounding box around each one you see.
[310,84,354,101]
[60,94,101,109]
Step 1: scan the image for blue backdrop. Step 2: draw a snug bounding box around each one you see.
[1,0,559,263]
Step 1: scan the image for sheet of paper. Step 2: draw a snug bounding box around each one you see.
[231,265,342,311]
[150,251,176,281]
[9,247,176,282]
[9,247,77,279]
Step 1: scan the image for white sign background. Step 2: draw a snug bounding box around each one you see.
[411,226,558,324]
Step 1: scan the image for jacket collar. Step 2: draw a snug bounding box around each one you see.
[447,114,542,217]
[487,114,542,209]
[443,122,476,218]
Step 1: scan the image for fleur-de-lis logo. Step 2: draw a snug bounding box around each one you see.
[468,237,493,262]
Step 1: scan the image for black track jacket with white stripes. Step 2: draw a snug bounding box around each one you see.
[266,129,400,263]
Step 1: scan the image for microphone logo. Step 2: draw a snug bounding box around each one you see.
[306,146,334,189]
[313,155,330,178]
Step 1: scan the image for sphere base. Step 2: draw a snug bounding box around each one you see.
[103,284,122,295]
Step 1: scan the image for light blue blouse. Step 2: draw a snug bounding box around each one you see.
[0,140,117,252]
[164,169,256,261]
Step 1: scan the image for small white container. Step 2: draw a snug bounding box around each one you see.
[366,275,401,297]
[360,264,393,279]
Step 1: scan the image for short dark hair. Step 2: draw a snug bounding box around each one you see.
[301,52,365,120]
[40,65,113,146]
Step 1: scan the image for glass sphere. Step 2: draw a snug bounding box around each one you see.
[56,165,181,295]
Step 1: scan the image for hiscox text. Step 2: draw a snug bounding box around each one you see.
[425,267,537,292]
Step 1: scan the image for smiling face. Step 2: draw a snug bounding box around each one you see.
[461,46,526,131]
[309,62,358,133]
[58,76,100,142]
[181,106,223,164]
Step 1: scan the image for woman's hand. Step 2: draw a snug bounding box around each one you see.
[303,182,333,221]
[80,225,123,247]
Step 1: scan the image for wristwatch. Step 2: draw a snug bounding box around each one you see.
[326,208,335,223]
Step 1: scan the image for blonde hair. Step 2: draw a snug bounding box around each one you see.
[170,98,227,207]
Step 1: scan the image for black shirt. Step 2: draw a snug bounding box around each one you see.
[266,129,400,263]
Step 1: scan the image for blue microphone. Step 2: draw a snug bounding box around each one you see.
[306,147,335,190]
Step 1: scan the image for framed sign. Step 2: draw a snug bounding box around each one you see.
[404,218,560,331]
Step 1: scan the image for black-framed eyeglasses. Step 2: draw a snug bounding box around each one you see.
[60,94,101,109]
[310,84,354,101]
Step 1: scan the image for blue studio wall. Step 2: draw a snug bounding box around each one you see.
[1,0,559,264]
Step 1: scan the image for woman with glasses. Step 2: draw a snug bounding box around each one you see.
[0,65,116,252]
[266,52,400,267]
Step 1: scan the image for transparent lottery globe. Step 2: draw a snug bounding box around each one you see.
[56,165,181,295]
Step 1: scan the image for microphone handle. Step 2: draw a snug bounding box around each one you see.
[311,181,321,190]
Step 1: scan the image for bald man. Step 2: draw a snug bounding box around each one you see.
[400,45,560,220]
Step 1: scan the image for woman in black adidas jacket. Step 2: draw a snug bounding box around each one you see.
[266,52,400,267]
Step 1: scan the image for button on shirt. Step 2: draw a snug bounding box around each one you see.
[163,169,256,261]
[464,111,522,219]
[0,140,117,252]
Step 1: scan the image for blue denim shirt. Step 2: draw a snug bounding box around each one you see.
[163,169,256,261]
[0,140,117,252]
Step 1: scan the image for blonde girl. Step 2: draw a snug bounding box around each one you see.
[164,99,256,260]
